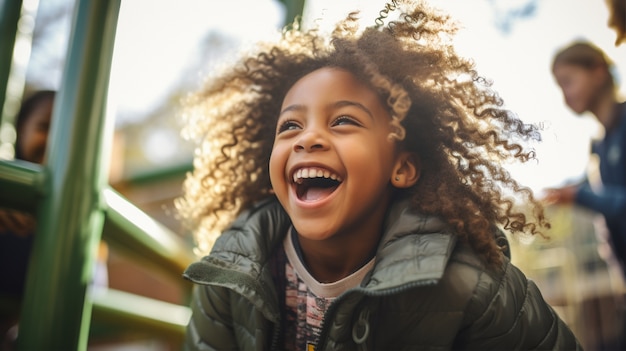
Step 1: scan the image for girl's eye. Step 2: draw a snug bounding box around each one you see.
[277,120,300,133]
[333,115,359,127]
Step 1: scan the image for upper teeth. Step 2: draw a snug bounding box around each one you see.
[293,167,342,184]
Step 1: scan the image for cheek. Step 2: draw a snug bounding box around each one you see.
[562,85,585,104]
[35,130,49,143]
[18,129,35,148]
[269,144,287,187]
[346,143,392,177]
[375,137,397,166]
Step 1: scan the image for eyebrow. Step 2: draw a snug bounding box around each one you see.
[335,100,374,119]
[280,100,374,119]
[279,104,305,116]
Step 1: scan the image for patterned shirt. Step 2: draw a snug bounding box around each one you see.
[282,229,375,350]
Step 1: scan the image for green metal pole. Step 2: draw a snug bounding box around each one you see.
[278,0,305,27]
[0,0,22,126]
[102,187,196,279]
[17,0,121,349]
[0,159,45,213]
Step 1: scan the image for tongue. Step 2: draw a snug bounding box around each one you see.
[303,187,334,202]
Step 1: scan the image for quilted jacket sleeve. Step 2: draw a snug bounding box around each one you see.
[184,284,238,351]
[182,199,288,351]
[454,260,582,350]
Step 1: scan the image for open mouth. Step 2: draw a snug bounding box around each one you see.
[293,167,342,202]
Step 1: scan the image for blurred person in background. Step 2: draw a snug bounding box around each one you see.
[13,90,54,165]
[0,90,54,349]
[545,41,626,350]
[0,90,108,350]
[545,42,626,276]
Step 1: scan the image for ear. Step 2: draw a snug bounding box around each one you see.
[391,152,420,188]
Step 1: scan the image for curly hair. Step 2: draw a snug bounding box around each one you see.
[176,0,550,265]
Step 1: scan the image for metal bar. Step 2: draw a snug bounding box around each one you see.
[0,165,195,295]
[0,159,45,212]
[278,0,305,27]
[17,0,121,349]
[102,187,196,280]
[91,288,191,344]
[124,162,192,185]
[0,0,22,126]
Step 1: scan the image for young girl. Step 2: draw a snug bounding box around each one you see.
[178,1,581,349]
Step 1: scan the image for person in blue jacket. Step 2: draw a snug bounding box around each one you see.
[546,41,626,276]
[178,1,581,349]
[546,40,626,351]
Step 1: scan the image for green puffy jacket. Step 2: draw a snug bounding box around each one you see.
[183,198,582,350]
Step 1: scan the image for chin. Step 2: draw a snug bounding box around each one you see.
[292,224,335,241]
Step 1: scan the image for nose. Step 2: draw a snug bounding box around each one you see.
[293,129,328,152]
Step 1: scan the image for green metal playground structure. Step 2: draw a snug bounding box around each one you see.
[0,0,304,350]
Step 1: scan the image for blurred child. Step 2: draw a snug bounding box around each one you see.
[0,90,54,348]
[0,90,54,300]
[0,90,108,349]
[13,90,54,165]
[178,1,581,349]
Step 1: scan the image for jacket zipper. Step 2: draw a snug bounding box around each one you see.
[269,320,281,350]
[315,278,438,350]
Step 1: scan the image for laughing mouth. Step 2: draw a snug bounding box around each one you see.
[293,167,342,202]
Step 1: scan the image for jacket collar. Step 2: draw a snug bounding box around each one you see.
[185,197,456,290]
[364,199,457,290]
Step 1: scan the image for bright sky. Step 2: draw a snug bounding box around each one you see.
[110,0,284,120]
[110,0,626,192]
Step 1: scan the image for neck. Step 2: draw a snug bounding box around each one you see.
[591,91,620,131]
[296,228,381,283]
